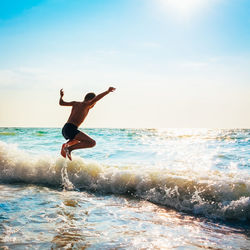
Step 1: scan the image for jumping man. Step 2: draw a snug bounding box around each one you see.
[59,87,116,160]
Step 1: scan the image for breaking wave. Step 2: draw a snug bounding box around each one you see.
[0,141,249,222]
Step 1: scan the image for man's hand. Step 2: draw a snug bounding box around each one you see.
[108,87,116,93]
[60,89,64,98]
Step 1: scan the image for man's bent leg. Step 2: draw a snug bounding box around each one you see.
[68,131,96,153]
[66,139,80,147]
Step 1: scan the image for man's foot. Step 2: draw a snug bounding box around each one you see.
[65,148,72,161]
[61,140,79,159]
[61,143,67,158]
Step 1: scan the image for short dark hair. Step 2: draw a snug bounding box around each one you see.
[84,92,96,101]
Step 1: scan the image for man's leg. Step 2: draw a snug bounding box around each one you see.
[66,139,80,147]
[66,131,96,160]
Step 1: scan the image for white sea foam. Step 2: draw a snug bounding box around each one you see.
[0,141,249,221]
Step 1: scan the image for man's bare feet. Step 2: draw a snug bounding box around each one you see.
[65,148,72,161]
[61,144,72,160]
[61,143,67,158]
[61,140,79,159]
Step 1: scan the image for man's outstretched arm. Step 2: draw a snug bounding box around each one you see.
[89,87,115,105]
[59,89,75,106]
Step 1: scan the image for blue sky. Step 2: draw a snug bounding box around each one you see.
[0,0,249,127]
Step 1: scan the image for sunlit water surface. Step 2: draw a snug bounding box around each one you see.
[0,128,249,249]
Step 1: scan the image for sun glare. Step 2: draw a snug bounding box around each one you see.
[158,0,209,19]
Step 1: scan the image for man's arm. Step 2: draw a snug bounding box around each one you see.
[89,87,115,105]
[59,89,75,106]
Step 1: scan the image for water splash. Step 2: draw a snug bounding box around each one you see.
[60,160,75,191]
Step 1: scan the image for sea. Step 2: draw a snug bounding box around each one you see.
[0,127,249,249]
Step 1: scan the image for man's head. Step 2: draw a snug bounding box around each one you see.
[84,92,96,101]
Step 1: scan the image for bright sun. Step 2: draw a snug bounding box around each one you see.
[158,0,208,19]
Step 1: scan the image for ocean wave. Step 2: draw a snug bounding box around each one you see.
[34,131,48,136]
[0,132,17,136]
[153,129,250,141]
[0,141,249,222]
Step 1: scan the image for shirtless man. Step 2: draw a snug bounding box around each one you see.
[59,87,116,160]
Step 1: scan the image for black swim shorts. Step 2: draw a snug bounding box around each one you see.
[62,123,80,140]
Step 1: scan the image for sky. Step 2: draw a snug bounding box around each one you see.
[0,0,249,128]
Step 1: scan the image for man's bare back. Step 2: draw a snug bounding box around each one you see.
[67,101,92,127]
[59,87,115,160]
